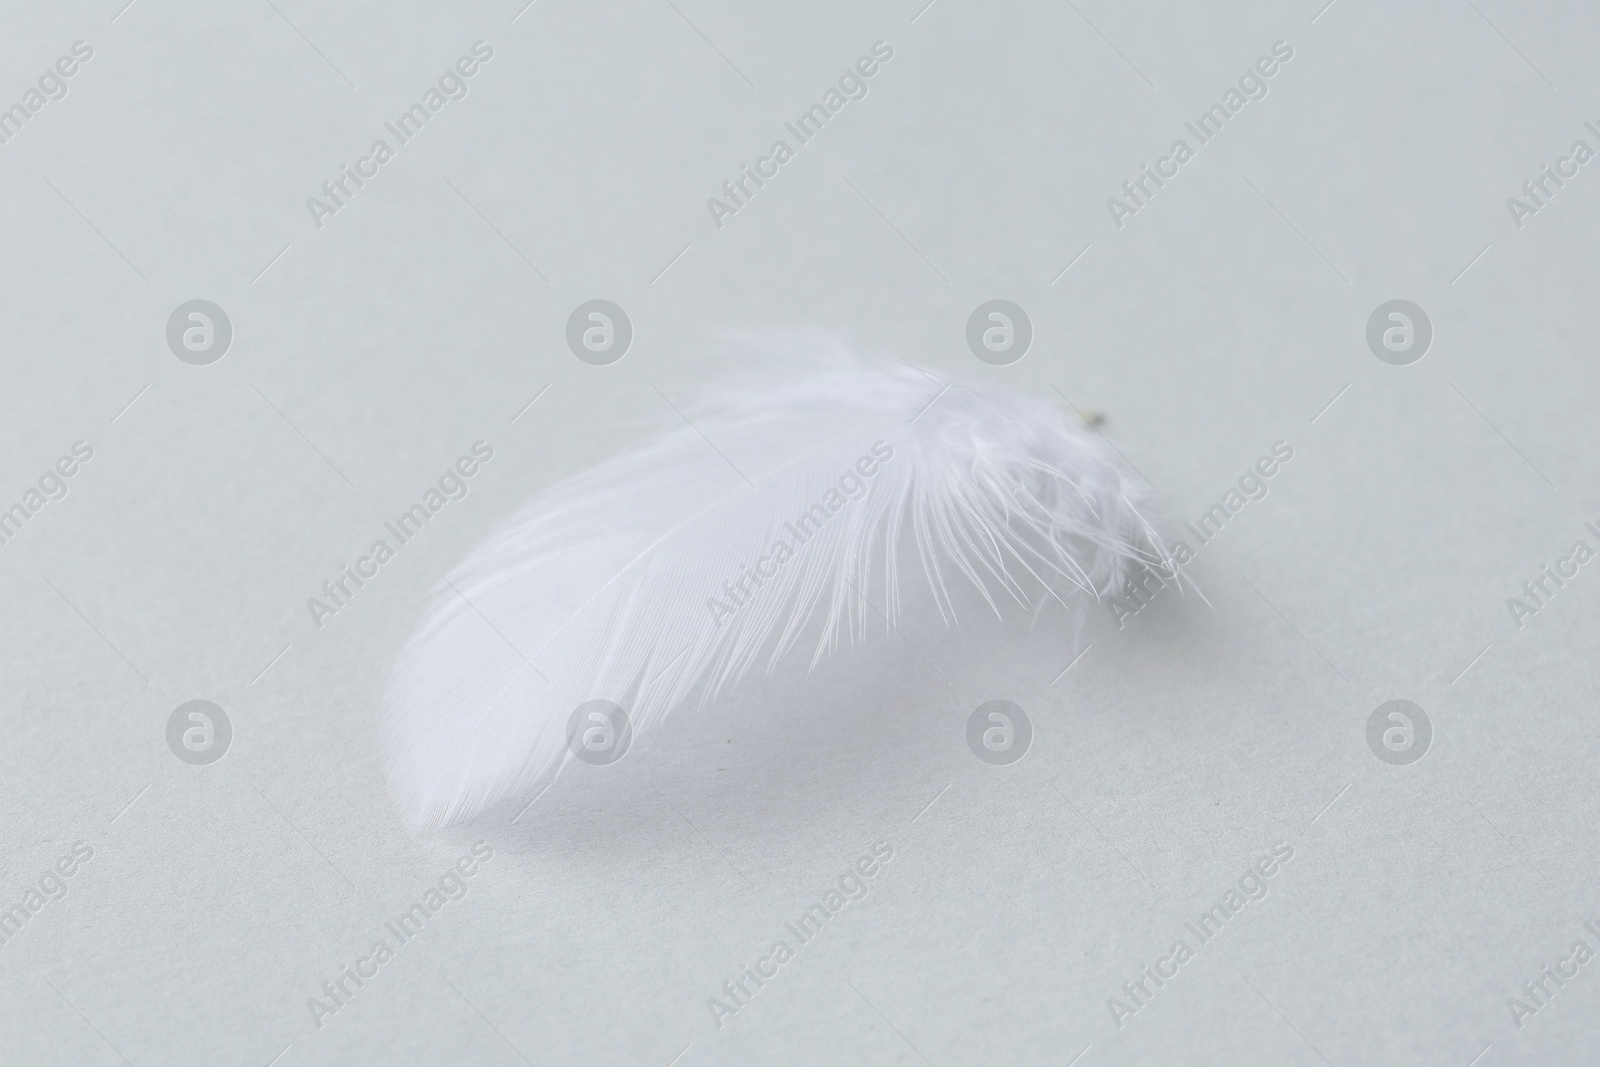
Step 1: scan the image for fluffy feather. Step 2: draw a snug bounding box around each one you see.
[383,345,1167,830]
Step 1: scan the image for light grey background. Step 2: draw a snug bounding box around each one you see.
[2,0,1597,1063]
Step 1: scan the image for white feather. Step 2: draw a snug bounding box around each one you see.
[382,344,1167,830]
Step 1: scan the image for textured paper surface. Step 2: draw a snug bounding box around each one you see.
[1,1,1597,1064]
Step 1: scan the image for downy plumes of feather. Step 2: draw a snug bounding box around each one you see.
[383,343,1168,830]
